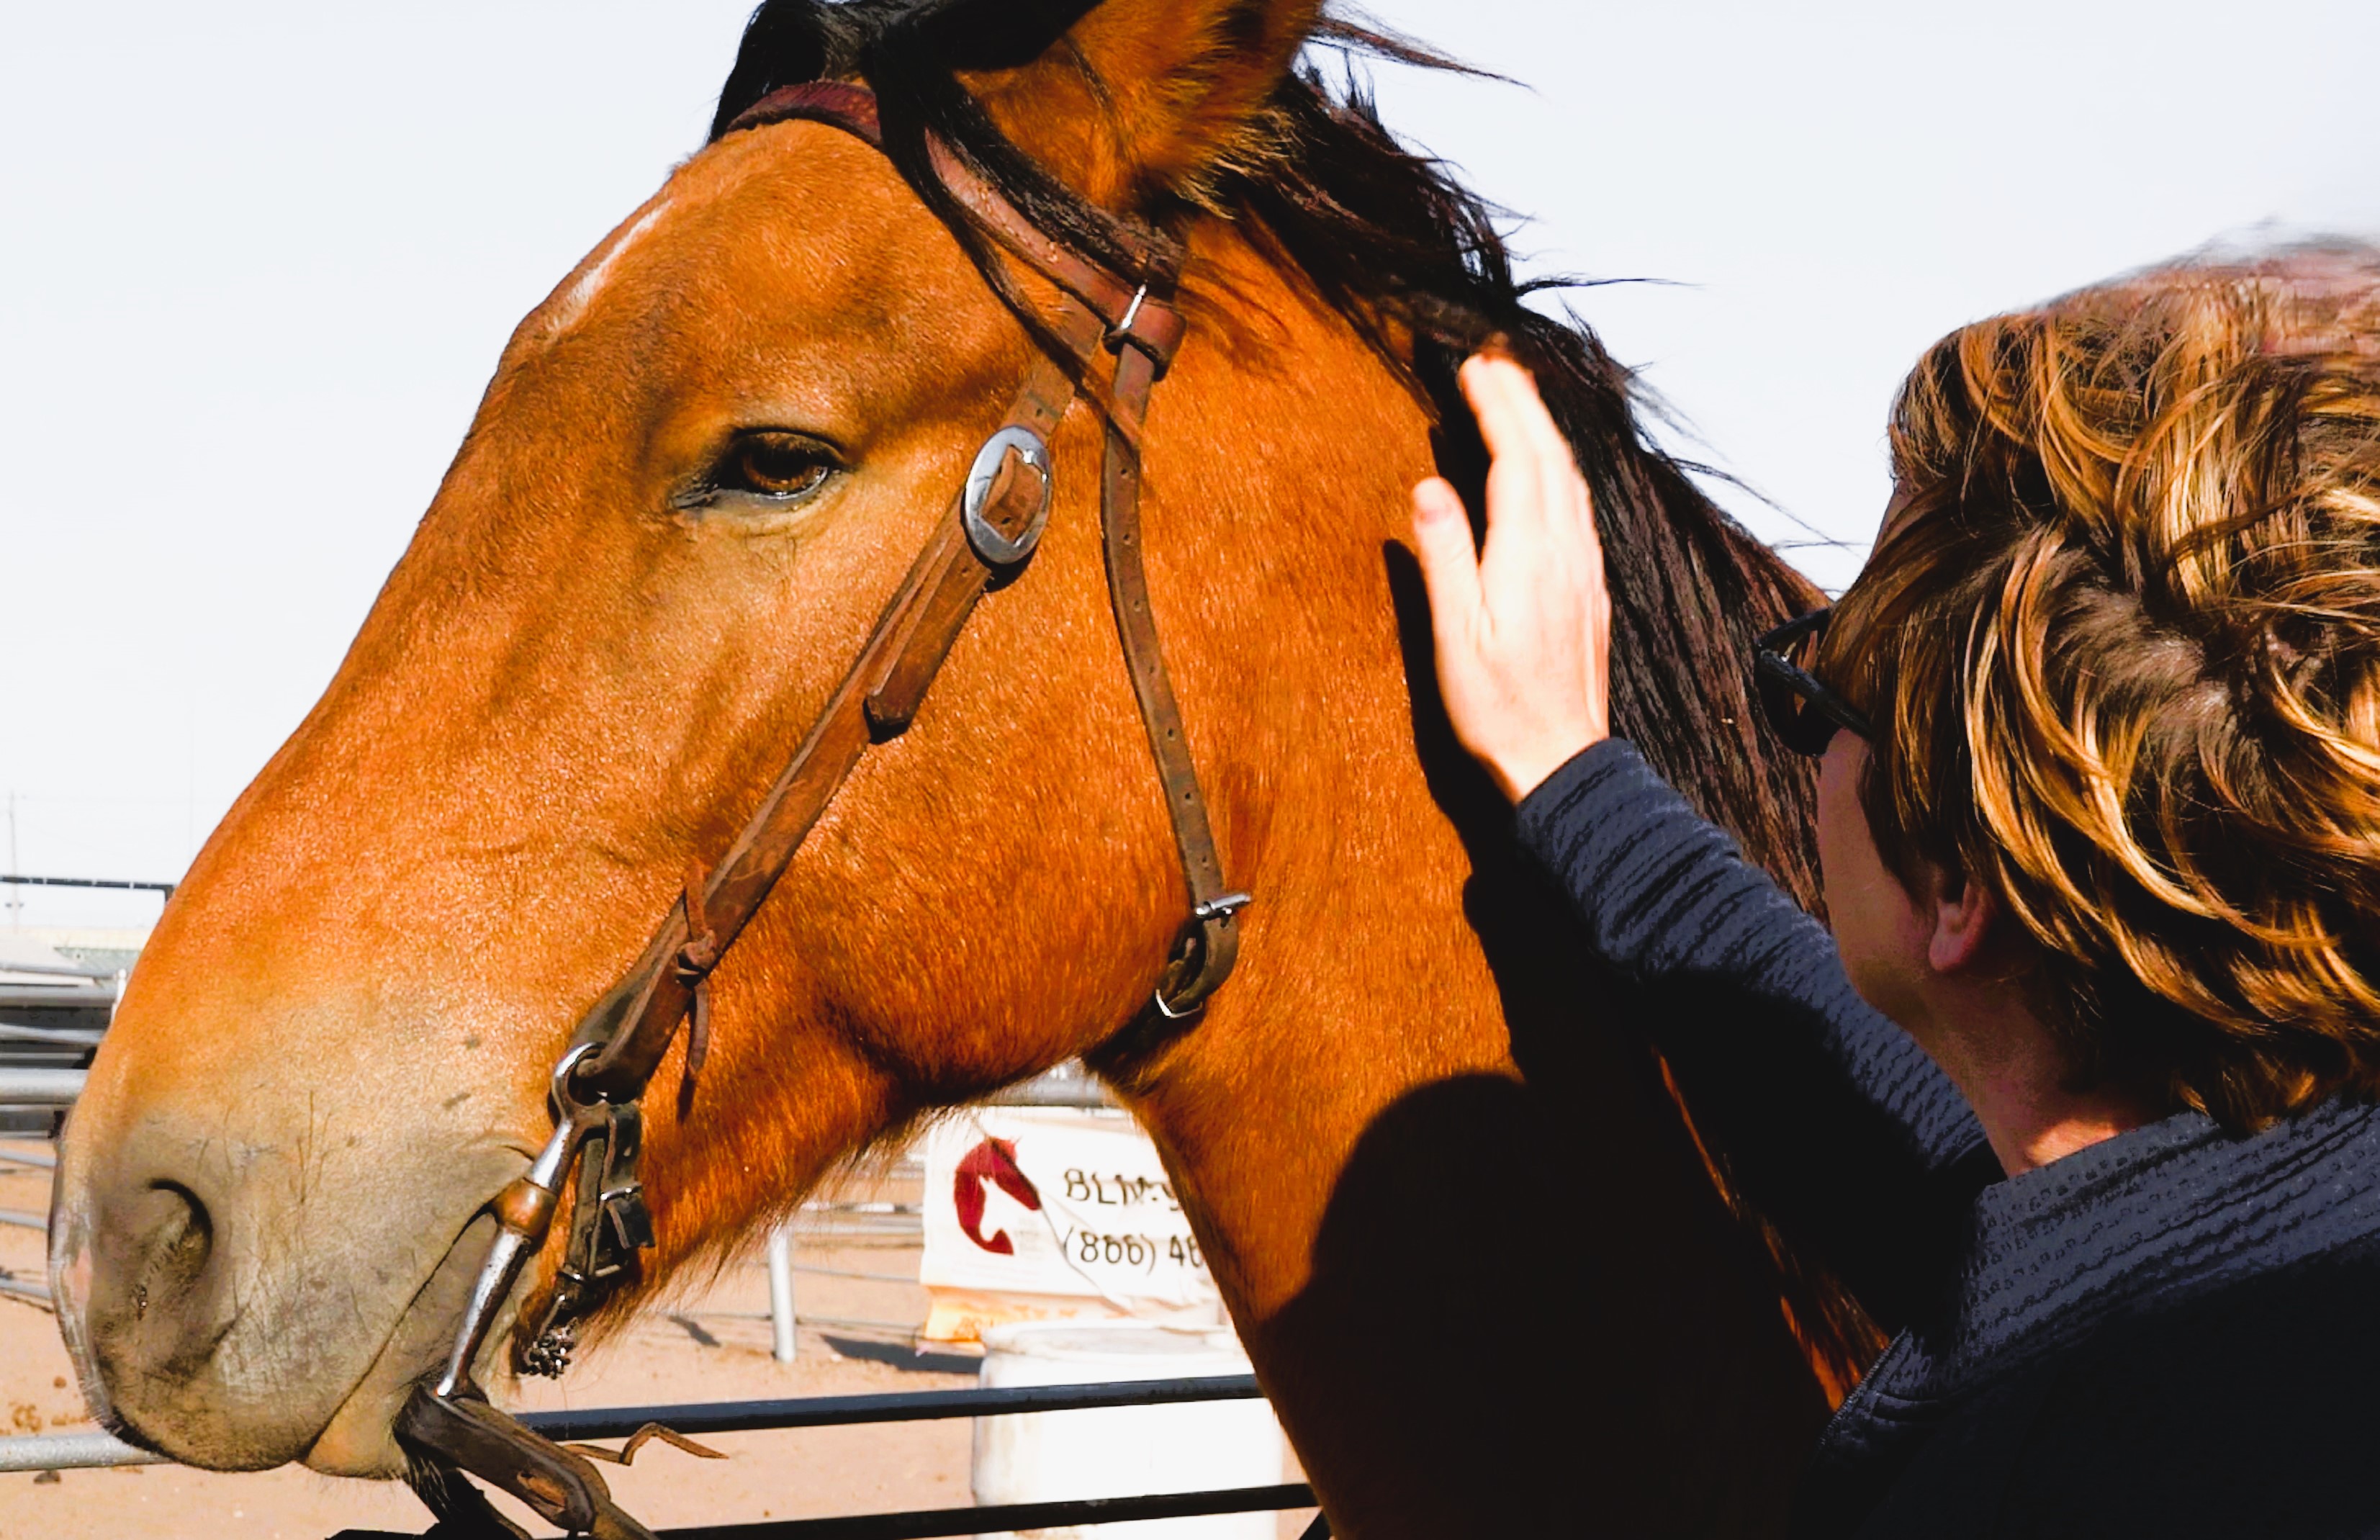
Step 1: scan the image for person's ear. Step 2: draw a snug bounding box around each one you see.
[1926,865,1999,975]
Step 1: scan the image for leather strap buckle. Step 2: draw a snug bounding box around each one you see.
[1152,893,1252,1021]
[1104,283,1185,377]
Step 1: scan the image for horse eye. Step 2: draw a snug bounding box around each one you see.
[715,432,837,501]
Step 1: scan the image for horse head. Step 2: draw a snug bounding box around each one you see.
[53,3,1847,1532]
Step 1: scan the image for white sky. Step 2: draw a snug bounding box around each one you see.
[4,1,2376,927]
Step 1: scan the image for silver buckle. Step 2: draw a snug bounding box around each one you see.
[962,425,1054,569]
[1109,284,1150,347]
[1150,894,1253,1020]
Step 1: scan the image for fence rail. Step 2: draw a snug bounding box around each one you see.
[0,1375,1268,1472]
[0,1070,84,1107]
[0,1432,162,1474]
[0,874,175,896]
[335,1484,1318,1540]
[521,1374,1263,1443]
[0,1024,105,1047]
[0,958,122,981]
[0,1378,1323,1540]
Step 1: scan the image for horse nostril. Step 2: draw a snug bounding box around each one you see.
[123,1181,213,1305]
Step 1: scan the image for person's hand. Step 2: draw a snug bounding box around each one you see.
[1410,354,1611,804]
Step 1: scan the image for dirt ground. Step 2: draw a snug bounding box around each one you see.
[0,1148,1315,1539]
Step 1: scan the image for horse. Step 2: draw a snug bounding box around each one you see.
[48,2,1870,1534]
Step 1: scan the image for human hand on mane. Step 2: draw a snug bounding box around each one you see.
[1412,354,1612,803]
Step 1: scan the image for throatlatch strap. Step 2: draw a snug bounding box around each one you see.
[1095,328,1243,1026]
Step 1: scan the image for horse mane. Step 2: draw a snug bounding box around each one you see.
[709,0,1870,1384]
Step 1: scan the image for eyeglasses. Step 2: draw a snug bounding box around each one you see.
[1752,609,1875,757]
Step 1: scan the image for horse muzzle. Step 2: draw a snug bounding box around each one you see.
[49,1096,528,1477]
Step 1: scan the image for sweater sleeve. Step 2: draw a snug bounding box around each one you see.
[1515,738,1997,1330]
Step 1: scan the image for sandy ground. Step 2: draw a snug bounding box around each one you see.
[0,1148,1315,1540]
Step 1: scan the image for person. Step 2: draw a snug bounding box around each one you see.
[1412,248,2380,1536]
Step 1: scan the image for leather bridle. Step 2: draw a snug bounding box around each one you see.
[394,81,1249,1539]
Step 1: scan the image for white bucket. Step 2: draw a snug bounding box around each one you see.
[973,1322,1284,1540]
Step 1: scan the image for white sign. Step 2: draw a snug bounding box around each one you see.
[919,1106,1222,1341]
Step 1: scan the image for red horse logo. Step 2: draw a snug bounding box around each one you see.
[954,1136,1042,1255]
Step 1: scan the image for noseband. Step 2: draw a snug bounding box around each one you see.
[397,81,1249,1539]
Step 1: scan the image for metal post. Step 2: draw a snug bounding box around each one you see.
[767,1222,798,1363]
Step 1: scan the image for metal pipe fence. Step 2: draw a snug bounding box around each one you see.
[338,1485,1320,1540]
[0,874,175,897]
[0,1432,163,1474]
[0,1376,1271,1472]
[0,958,120,981]
[518,1374,1265,1441]
[0,1070,84,1107]
[0,1024,105,1047]
[0,1079,1310,1535]
[0,1378,1325,1540]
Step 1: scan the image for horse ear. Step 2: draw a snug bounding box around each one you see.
[955,0,1325,207]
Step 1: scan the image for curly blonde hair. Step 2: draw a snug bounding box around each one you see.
[1819,245,2380,1127]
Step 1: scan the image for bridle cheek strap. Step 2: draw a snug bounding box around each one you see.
[396,81,1247,1534]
